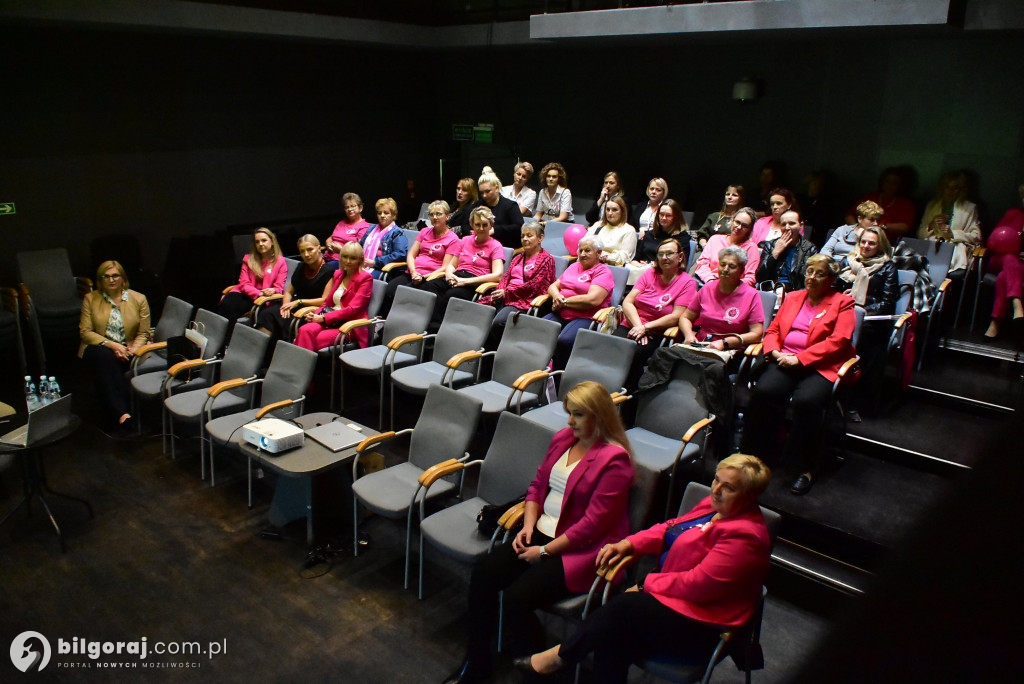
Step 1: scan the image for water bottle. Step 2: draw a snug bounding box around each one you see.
[38,375,50,406]
[25,376,39,411]
[49,376,61,401]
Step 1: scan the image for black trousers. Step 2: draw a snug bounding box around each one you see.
[254,301,286,337]
[218,291,255,325]
[558,591,723,684]
[611,325,657,391]
[81,345,131,422]
[422,272,478,333]
[464,533,568,666]
[741,362,832,473]
[381,269,419,318]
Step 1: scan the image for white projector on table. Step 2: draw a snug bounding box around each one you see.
[242,418,305,453]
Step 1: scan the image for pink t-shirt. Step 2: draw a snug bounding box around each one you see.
[781,299,824,354]
[627,268,696,326]
[454,235,505,277]
[325,219,370,261]
[688,281,764,339]
[694,234,761,286]
[558,262,614,321]
[413,227,460,273]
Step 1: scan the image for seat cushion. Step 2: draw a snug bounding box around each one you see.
[351,462,456,519]
[131,371,210,400]
[457,381,539,414]
[205,409,261,446]
[420,496,495,564]
[521,403,569,432]
[341,346,417,374]
[165,390,248,422]
[627,427,700,474]
[391,361,474,395]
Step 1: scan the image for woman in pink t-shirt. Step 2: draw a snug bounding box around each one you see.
[544,235,615,369]
[681,245,765,359]
[422,205,505,332]
[615,237,695,387]
[382,199,460,315]
[693,207,760,287]
[324,192,371,261]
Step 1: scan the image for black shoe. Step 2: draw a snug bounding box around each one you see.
[790,474,814,495]
[442,660,485,684]
[846,409,862,423]
[512,656,539,676]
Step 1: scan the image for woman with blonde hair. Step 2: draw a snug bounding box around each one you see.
[219,227,287,323]
[450,178,479,235]
[501,161,537,217]
[444,381,633,684]
[917,170,982,273]
[587,196,637,266]
[631,177,669,235]
[358,197,408,279]
[294,241,374,350]
[258,234,337,340]
[80,260,151,426]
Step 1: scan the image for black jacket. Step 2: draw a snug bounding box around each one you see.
[834,258,899,316]
[471,196,525,248]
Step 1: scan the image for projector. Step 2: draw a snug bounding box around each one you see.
[242,418,305,453]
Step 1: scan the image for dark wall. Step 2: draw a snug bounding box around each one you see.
[2,24,1022,286]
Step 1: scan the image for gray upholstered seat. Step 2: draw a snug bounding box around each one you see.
[418,412,557,597]
[520,329,635,431]
[451,312,560,415]
[130,295,194,377]
[389,297,496,429]
[203,340,317,485]
[350,384,483,592]
[164,323,270,463]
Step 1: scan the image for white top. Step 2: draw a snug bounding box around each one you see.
[637,205,657,235]
[502,184,537,215]
[332,283,347,307]
[588,222,638,266]
[536,186,574,222]
[536,448,579,538]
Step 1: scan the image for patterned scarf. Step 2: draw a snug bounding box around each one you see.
[102,289,130,344]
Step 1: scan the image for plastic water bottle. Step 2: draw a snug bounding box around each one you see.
[38,375,50,406]
[25,376,39,411]
[48,376,61,401]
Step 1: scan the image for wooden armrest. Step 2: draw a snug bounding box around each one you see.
[76,277,93,297]
[207,377,248,397]
[168,358,207,376]
[837,356,860,378]
[937,279,951,293]
[339,318,375,334]
[292,306,318,318]
[682,416,715,443]
[446,350,483,369]
[513,247,524,254]
[356,431,397,454]
[499,502,526,530]
[0,286,17,315]
[386,332,424,351]
[662,326,680,340]
[417,459,463,487]
[513,369,550,391]
[746,343,763,356]
[381,261,406,273]
[597,554,636,582]
[134,341,167,356]
[973,246,987,257]
[254,293,283,306]
[893,312,912,330]
[610,392,630,405]
[221,285,234,295]
[592,306,617,324]
[476,282,497,294]
[254,399,294,420]
[530,294,551,308]
[425,272,445,281]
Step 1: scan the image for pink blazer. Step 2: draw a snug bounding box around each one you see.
[318,269,373,348]
[526,428,634,593]
[628,498,770,627]
[763,289,857,383]
[231,254,288,301]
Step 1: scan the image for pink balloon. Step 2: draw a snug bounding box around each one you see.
[987,225,1022,255]
[563,224,587,256]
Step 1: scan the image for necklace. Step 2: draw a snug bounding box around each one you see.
[304,260,325,279]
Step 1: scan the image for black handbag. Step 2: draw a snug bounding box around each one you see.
[476,495,525,537]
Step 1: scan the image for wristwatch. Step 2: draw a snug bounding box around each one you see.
[539,545,550,559]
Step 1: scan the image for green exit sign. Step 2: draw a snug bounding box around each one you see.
[0,202,14,215]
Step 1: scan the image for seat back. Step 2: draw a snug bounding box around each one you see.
[381,285,436,352]
[403,228,421,248]
[895,269,916,316]
[558,329,635,400]
[219,324,271,392]
[408,384,483,471]
[367,278,387,320]
[16,249,79,312]
[542,222,572,257]
[607,265,630,306]
[758,290,777,329]
[261,341,317,419]
[899,237,954,284]
[502,247,514,270]
[434,298,496,367]
[679,482,780,543]
[152,296,194,343]
[553,256,572,278]
[851,305,866,349]
[492,313,561,387]
[191,309,230,382]
[635,362,709,442]
[283,257,301,284]
[477,413,557,505]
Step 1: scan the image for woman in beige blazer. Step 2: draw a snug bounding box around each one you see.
[79,260,151,426]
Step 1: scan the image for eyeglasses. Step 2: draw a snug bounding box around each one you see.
[429,212,446,218]
[657,251,678,258]
[101,274,122,280]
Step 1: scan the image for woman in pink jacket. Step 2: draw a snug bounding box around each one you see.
[444,382,634,684]
[517,454,772,684]
[219,227,288,323]
[294,242,374,350]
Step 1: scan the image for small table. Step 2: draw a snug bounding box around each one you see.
[239,412,378,546]
[0,414,93,552]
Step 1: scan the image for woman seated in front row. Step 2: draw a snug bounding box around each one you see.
[545,235,615,369]
[616,237,696,388]
[293,242,374,352]
[422,205,505,333]
[79,260,151,427]
[586,196,637,267]
[256,234,337,341]
[680,245,765,359]
[218,227,288,323]
[517,454,772,684]
[478,221,556,347]
[444,381,634,684]
[741,254,857,496]
[358,197,408,279]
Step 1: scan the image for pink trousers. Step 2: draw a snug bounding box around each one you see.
[989,253,1024,320]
